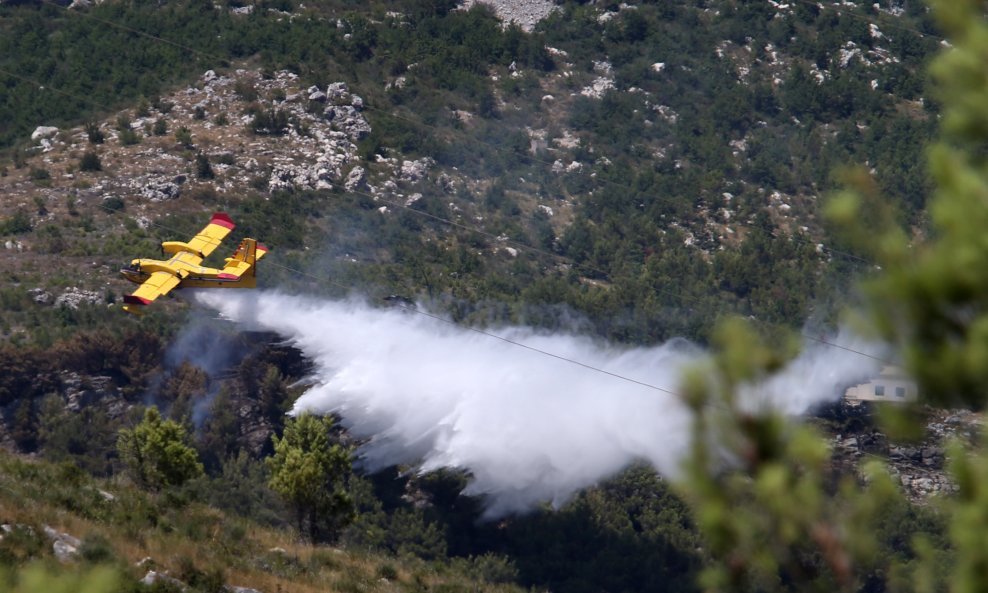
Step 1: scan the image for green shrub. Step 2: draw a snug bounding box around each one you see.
[233,79,258,102]
[377,563,399,581]
[118,129,141,146]
[195,153,214,179]
[84,122,104,144]
[453,553,518,584]
[0,523,45,564]
[135,96,151,118]
[0,209,32,234]
[152,97,174,114]
[33,196,47,216]
[249,108,289,135]
[102,196,125,212]
[175,127,193,147]
[79,151,102,172]
[78,533,114,564]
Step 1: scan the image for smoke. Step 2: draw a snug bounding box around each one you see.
[157,312,254,427]
[194,290,886,516]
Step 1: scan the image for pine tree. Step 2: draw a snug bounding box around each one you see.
[267,412,355,542]
[117,407,203,491]
[684,2,988,591]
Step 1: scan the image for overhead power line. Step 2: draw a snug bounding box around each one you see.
[12,0,898,370]
[31,0,886,268]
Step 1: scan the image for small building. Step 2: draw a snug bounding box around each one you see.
[844,366,918,403]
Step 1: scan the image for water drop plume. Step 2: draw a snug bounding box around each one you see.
[194,290,884,516]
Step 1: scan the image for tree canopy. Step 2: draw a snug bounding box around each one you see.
[267,412,355,542]
[116,406,203,491]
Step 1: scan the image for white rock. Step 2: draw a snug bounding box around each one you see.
[344,166,367,191]
[399,158,434,182]
[43,525,81,563]
[31,126,59,142]
[140,571,186,589]
[326,82,350,102]
[460,0,557,32]
[55,288,103,310]
[53,540,78,563]
[579,77,616,99]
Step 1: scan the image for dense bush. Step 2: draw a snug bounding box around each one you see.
[79,151,101,172]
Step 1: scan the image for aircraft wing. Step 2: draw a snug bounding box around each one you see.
[122,271,183,314]
[185,212,236,259]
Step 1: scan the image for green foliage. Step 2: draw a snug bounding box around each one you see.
[78,150,101,172]
[195,451,285,526]
[384,508,448,561]
[213,152,235,166]
[174,126,193,147]
[0,3,965,592]
[135,96,151,118]
[684,3,988,593]
[0,209,32,235]
[118,128,140,146]
[450,553,519,584]
[267,412,355,542]
[249,107,290,135]
[0,565,119,593]
[153,118,169,136]
[102,195,125,212]
[39,396,118,476]
[194,152,214,179]
[28,167,49,183]
[117,407,204,491]
[195,387,240,473]
[680,320,891,592]
[78,533,114,564]
[84,121,104,144]
[115,115,140,146]
[826,1,988,411]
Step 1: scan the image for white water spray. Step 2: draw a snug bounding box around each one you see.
[195,290,885,515]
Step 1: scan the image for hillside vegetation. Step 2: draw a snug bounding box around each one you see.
[0,0,967,592]
[0,0,942,342]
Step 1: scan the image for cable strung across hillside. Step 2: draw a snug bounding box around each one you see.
[25,0,892,279]
[32,0,917,270]
[83,198,684,396]
[17,0,898,370]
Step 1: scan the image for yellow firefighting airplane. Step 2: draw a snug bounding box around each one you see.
[120,212,267,314]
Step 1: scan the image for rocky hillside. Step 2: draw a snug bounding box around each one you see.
[0,2,967,591]
[0,1,942,335]
[822,402,983,503]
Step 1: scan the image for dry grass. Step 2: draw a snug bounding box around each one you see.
[0,453,523,593]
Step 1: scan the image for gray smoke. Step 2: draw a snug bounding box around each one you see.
[194,290,885,515]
